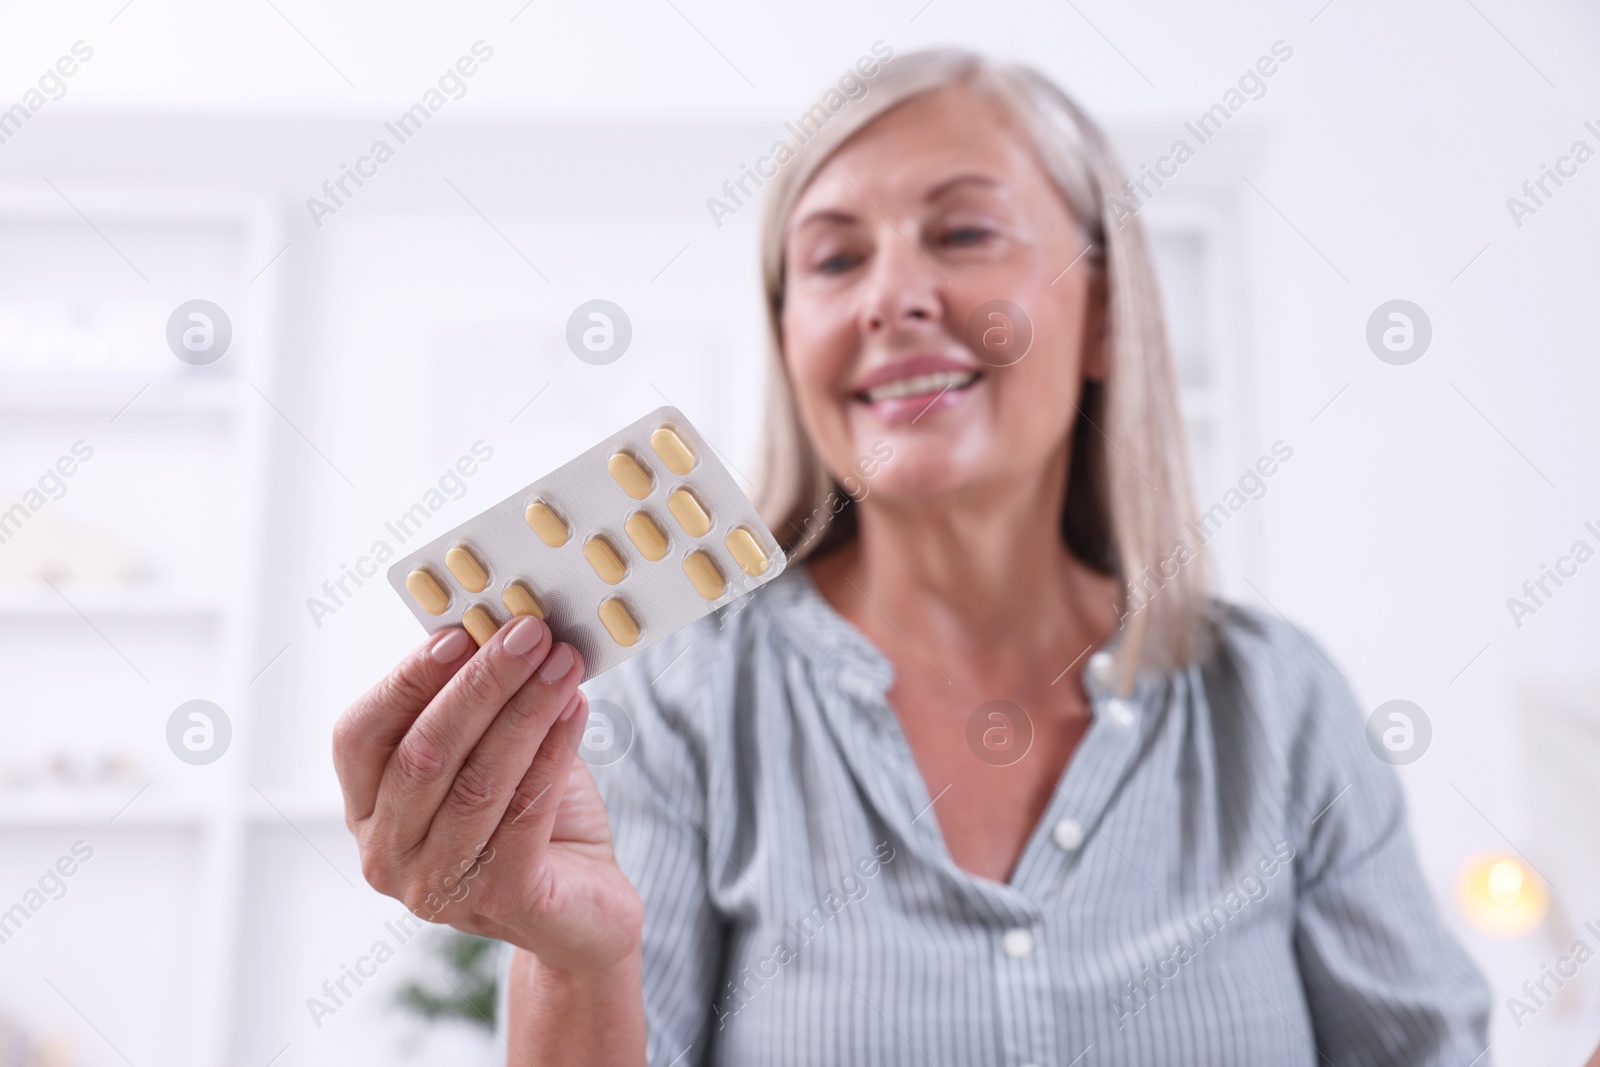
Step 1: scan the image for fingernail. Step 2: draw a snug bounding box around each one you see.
[503,615,544,658]
[430,628,473,663]
[558,690,583,722]
[538,642,574,682]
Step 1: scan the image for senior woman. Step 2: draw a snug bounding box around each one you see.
[334,49,1491,1066]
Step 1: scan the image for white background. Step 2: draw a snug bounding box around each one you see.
[0,0,1596,1064]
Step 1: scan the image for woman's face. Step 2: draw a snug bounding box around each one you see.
[781,84,1104,508]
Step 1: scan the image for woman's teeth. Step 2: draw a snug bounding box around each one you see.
[861,370,979,403]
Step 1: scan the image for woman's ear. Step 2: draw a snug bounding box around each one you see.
[1080,267,1110,382]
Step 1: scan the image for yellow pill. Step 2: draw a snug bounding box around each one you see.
[667,487,712,537]
[597,597,640,647]
[607,451,653,500]
[501,581,544,619]
[584,536,627,584]
[650,426,696,475]
[625,512,669,562]
[726,526,770,577]
[445,545,489,593]
[524,500,569,547]
[406,570,450,615]
[462,604,498,647]
[682,550,725,600]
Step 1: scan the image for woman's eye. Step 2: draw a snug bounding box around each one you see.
[815,251,859,274]
[941,227,994,247]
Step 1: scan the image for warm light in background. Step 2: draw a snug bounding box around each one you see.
[1458,854,1550,937]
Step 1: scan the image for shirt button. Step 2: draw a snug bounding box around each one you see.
[1001,928,1035,960]
[1052,817,1086,851]
[1103,697,1137,728]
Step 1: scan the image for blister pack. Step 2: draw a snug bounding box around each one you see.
[387,406,786,681]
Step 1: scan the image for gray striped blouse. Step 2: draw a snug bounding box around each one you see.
[497,565,1491,1066]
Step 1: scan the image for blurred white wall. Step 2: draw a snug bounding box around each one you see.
[0,0,1597,1064]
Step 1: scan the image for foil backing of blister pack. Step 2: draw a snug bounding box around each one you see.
[386,406,786,681]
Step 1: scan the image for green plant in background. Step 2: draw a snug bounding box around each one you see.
[393,928,499,1032]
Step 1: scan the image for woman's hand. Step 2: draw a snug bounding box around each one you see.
[333,615,644,976]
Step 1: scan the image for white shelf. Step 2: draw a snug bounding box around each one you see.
[0,188,285,1066]
[0,792,207,826]
[0,783,345,825]
[0,377,240,414]
[0,587,224,620]
[0,789,347,826]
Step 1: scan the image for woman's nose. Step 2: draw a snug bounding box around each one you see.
[861,238,945,334]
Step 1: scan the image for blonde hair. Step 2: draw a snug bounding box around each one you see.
[754,48,1214,678]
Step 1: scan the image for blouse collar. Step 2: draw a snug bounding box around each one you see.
[762,560,1160,716]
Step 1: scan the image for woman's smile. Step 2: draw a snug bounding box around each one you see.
[850,352,985,424]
